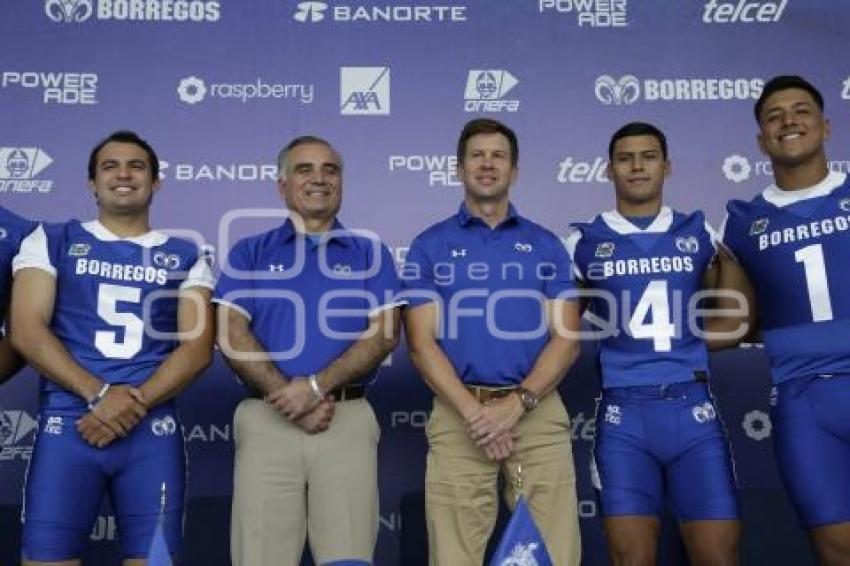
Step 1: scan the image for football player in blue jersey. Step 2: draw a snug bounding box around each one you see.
[566,122,740,566]
[0,206,37,384]
[718,75,850,565]
[10,130,215,565]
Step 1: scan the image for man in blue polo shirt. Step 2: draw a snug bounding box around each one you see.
[404,118,582,565]
[719,75,850,565]
[215,135,403,566]
[0,206,36,384]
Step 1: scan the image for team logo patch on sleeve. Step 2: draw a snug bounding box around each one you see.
[153,251,181,270]
[595,242,615,258]
[691,402,717,423]
[675,236,699,254]
[68,243,90,256]
[749,218,769,236]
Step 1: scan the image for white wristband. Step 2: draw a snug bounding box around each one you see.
[308,374,324,402]
[87,383,111,411]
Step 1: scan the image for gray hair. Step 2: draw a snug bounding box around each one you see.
[277,135,342,180]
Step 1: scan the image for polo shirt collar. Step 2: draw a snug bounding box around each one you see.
[456,201,520,228]
[278,217,352,247]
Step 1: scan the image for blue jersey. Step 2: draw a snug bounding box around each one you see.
[13,220,214,413]
[0,206,37,325]
[568,207,717,388]
[722,171,850,384]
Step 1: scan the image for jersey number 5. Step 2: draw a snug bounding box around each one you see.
[95,283,144,359]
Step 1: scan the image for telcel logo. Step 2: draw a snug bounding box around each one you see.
[703,0,788,23]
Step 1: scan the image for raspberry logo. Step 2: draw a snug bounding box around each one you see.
[723,154,751,183]
[742,410,772,441]
[177,76,207,104]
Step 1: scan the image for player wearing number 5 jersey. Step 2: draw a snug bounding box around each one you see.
[10,131,215,565]
[566,123,740,566]
[718,76,850,565]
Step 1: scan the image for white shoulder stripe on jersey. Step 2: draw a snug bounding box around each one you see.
[563,229,585,281]
[600,205,673,235]
[180,254,216,291]
[761,171,847,208]
[82,220,169,248]
[12,223,55,277]
[714,213,739,263]
[211,298,252,322]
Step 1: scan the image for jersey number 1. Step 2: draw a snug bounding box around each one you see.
[794,243,834,322]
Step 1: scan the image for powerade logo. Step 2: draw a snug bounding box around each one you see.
[45,0,221,22]
[702,0,788,23]
[177,76,315,105]
[594,75,763,104]
[1,71,98,105]
[292,2,466,23]
[538,0,628,28]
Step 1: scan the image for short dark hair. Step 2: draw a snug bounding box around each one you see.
[457,118,518,167]
[88,130,159,181]
[277,135,340,180]
[608,122,668,160]
[754,75,824,123]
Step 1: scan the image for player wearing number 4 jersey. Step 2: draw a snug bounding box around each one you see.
[717,76,850,565]
[566,122,740,566]
[10,131,215,565]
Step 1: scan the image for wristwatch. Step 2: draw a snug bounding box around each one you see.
[515,387,539,412]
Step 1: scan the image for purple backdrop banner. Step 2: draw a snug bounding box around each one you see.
[2,1,849,564]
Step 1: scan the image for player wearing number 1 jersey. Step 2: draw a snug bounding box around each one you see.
[566,123,740,566]
[10,131,214,565]
[718,76,850,565]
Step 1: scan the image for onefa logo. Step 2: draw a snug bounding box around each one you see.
[340,67,390,115]
[45,0,93,22]
[0,409,38,461]
[595,74,640,105]
[464,70,519,113]
[0,148,54,194]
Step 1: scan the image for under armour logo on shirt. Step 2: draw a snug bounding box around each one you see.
[269,264,286,272]
[675,236,699,254]
[451,248,467,258]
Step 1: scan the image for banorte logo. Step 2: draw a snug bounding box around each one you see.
[293,1,327,22]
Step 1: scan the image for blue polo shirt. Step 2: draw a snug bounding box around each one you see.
[214,218,402,380]
[402,203,576,387]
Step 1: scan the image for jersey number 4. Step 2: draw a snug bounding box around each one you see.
[628,280,676,352]
[95,283,144,359]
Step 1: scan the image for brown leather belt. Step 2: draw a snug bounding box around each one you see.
[466,385,517,404]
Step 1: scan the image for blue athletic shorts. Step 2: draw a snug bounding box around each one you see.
[21,403,185,562]
[772,373,850,528]
[593,380,739,521]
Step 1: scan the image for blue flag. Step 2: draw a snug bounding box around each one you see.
[147,517,173,566]
[489,496,553,566]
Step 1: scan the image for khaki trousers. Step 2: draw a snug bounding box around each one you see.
[230,398,379,566]
[425,393,581,566]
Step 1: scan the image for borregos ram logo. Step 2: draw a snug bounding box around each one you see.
[45,0,221,22]
[594,75,763,104]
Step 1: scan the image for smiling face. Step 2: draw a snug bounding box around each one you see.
[757,87,830,169]
[458,132,517,205]
[88,141,159,216]
[607,134,669,213]
[278,142,342,230]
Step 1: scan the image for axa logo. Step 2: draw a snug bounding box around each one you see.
[595,74,640,105]
[722,155,752,183]
[45,0,93,22]
[464,70,520,113]
[294,1,327,22]
[340,67,390,115]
